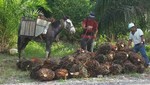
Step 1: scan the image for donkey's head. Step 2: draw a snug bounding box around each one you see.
[63,18,76,34]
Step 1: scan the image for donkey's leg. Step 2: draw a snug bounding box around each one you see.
[45,40,52,58]
[18,36,23,60]
[17,36,30,60]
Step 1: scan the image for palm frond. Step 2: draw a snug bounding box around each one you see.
[95,0,149,37]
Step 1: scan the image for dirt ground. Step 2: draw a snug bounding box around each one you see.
[2,69,150,85]
[2,74,150,85]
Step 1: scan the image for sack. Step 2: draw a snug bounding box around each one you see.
[19,17,49,37]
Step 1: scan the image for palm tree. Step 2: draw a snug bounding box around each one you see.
[94,0,150,41]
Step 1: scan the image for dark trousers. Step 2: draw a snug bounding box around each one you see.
[80,38,94,52]
[134,43,150,64]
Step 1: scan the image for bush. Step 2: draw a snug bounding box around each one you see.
[145,44,150,57]
[145,31,150,43]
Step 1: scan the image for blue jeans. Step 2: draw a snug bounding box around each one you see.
[81,38,94,52]
[134,43,150,64]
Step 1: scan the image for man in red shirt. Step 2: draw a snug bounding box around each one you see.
[81,12,98,52]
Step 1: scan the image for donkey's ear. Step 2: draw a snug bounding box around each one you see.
[63,16,69,20]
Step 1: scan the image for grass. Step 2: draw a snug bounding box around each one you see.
[128,73,141,78]
[0,54,34,84]
[23,41,79,58]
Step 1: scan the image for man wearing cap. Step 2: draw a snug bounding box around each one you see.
[127,22,150,66]
[80,12,98,52]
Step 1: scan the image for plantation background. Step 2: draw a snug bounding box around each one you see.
[0,0,150,58]
[0,0,150,84]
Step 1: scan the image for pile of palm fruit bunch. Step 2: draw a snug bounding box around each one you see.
[16,51,94,81]
[16,40,148,81]
[94,40,147,75]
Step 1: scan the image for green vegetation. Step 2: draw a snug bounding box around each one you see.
[145,31,150,43]
[95,0,150,41]
[22,41,79,58]
[146,44,150,57]
[0,0,50,52]
[0,0,150,52]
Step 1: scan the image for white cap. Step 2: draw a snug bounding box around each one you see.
[128,22,135,29]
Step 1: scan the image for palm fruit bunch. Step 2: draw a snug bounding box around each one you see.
[69,64,81,78]
[69,62,88,78]
[128,52,146,73]
[113,51,129,65]
[98,62,111,76]
[128,52,145,65]
[136,64,145,73]
[122,60,137,73]
[58,55,75,70]
[85,60,100,77]
[30,57,42,68]
[74,51,94,64]
[30,65,42,79]
[110,63,123,75]
[42,58,60,71]
[55,68,69,79]
[16,57,43,71]
[95,43,112,55]
[94,54,107,63]
[106,51,115,62]
[36,68,55,81]
[30,65,55,81]
[116,40,127,51]
[16,58,33,71]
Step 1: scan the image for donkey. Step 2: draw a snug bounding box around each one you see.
[17,17,76,60]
